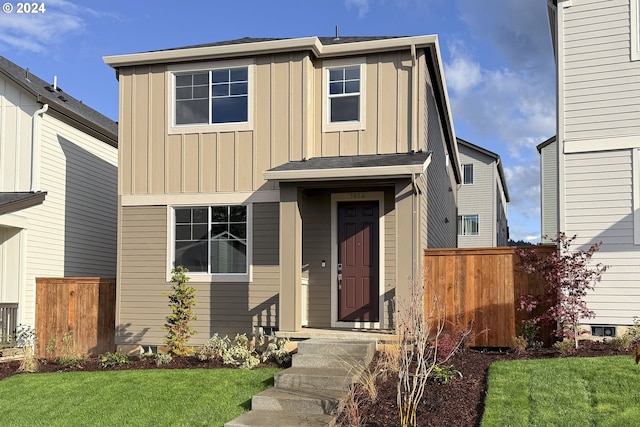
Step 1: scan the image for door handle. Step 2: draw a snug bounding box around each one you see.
[337,273,342,290]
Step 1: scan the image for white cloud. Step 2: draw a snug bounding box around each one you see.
[345,0,370,18]
[0,1,117,53]
[444,45,481,94]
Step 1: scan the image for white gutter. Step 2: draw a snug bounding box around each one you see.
[30,104,48,192]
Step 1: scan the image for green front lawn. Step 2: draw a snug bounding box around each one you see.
[482,356,640,427]
[0,368,279,427]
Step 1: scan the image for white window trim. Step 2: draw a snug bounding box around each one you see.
[322,57,366,132]
[462,164,474,185]
[634,148,640,244]
[167,59,254,134]
[166,203,253,283]
[632,0,640,61]
[458,214,479,236]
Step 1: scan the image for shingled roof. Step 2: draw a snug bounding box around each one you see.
[155,36,404,52]
[0,56,117,147]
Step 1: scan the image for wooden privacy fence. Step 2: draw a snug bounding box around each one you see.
[35,277,116,358]
[424,246,556,347]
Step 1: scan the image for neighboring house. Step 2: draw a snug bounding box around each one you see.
[0,56,118,340]
[104,35,460,348]
[537,135,558,244]
[546,0,640,336]
[456,138,509,247]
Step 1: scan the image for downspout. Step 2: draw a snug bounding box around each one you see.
[30,104,48,192]
[411,44,418,153]
[411,173,420,283]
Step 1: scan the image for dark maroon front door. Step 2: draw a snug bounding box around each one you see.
[337,201,379,322]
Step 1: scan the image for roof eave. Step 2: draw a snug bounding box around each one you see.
[0,191,47,216]
[103,35,440,68]
[263,159,430,182]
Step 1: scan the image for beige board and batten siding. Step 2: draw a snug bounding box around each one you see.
[563,0,640,142]
[457,146,497,248]
[19,113,117,324]
[117,203,279,345]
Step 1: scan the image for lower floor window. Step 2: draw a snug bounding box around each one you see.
[174,205,247,274]
[458,215,479,236]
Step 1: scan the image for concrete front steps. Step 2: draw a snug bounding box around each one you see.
[224,338,376,427]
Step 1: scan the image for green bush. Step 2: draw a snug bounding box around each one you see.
[55,356,85,368]
[430,365,462,384]
[100,352,130,368]
[198,332,291,369]
[553,338,576,356]
[155,352,173,366]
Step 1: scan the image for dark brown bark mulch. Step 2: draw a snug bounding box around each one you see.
[349,341,632,427]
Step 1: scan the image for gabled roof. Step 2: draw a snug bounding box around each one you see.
[264,152,430,181]
[457,138,510,202]
[0,191,47,215]
[536,135,556,153]
[0,56,117,147]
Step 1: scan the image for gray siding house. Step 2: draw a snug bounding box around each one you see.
[0,56,118,337]
[104,35,461,348]
[456,138,509,248]
[546,0,640,334]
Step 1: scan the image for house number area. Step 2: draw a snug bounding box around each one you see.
[2,2,46,13]
[350,193,367,199]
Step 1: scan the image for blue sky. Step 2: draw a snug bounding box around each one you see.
[0,0,555,242]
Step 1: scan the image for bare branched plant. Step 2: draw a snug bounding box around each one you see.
[396,279,444,427]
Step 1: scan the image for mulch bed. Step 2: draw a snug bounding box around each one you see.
[0,341,633,427]
[350,340,633,427]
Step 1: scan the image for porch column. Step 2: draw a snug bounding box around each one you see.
[279,183,302,332]
[395,180,415,317]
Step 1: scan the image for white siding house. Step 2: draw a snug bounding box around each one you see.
[456,138,509,248]
[538,136,559,244]
[547,0,640,333]
[0,56,117,338]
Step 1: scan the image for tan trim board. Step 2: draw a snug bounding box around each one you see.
[0,213,29,229]
[121,190,280,206]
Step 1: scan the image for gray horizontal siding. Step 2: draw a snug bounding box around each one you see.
[117,202,280,346]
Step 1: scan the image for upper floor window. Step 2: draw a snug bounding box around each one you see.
[174,205,248,275]
[458,215,479,236]
[174,67,249,126]
[322,59,366,132]
[328,66,360,123]
[462,164,474,185]
[632,0,640,61]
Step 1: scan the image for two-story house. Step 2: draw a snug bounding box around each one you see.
[104,35,460,348]
[545,0,640,336]
[0,56,118,341]
[456,138,509,247]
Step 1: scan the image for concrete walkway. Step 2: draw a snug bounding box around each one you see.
[224,338,376,427]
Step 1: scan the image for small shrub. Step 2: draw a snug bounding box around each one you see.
[198,334,231,361]
[511,336,528,353]
[255,335,291,366]
[430,365,462,384]
[553,338,576,356]
[55,356,85,368]
[45,337,56,357]
[155,352,173,366]
[15,324,38,373]
[626,316,640,342]
[518,320,544,349]
[608,335,632,351]
[100,352,130,368]
[163,266,197,356]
